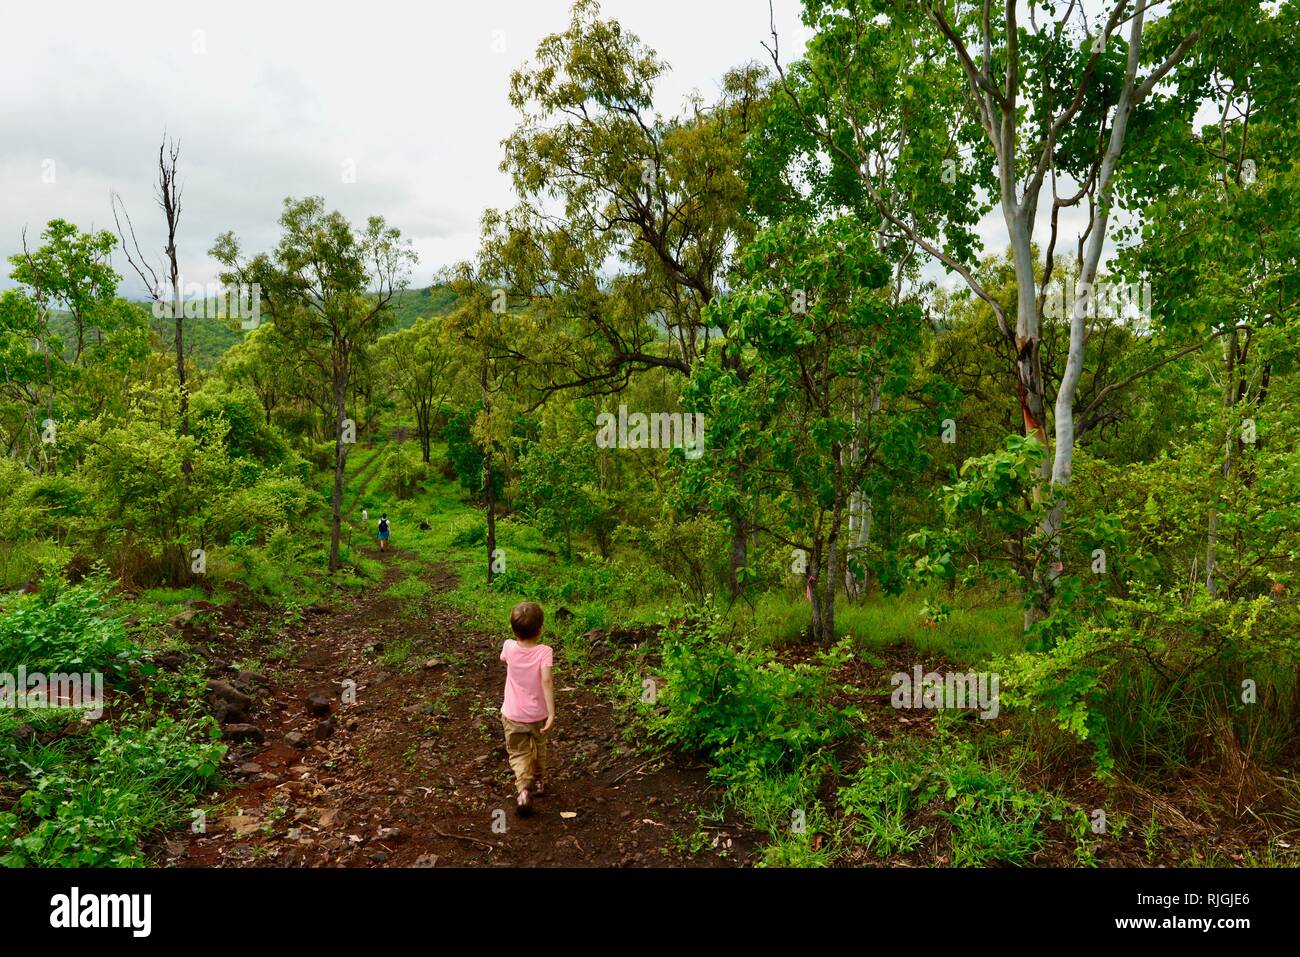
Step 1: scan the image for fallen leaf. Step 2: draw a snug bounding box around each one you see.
[560,811,578,819]
[218,815,258,831]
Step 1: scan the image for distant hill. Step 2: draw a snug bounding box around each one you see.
[54,285,463,369]
[143,304,242,368]
[382,285,460,334]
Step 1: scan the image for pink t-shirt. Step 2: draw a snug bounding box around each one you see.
[500,639,553,723]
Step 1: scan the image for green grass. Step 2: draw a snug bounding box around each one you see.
[739,590,1024,667]
[137,586,206,607]
[0,541,74,589]
[385,577,430,601]
[380,639,413,668]
[838,733,1053,867]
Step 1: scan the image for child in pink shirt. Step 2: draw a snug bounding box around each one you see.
[500,601,555,814]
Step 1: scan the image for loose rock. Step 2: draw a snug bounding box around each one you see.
[221,724,265,744]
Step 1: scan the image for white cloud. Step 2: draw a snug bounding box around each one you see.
[0,0,811,296]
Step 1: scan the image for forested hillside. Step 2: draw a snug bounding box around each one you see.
[1,0,1297,872]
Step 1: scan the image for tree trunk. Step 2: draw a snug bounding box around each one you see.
[173,293,187,436]
[328,373,346,573]
[728,517,747,597]
[41,305,56,475]
[482,360,497,584]
[1007,212,1051,631]
[1206,328,1239,596]
[417,399,432,463]
[822,524,841,645]
[807,541,823,643]
[844,376,880,600]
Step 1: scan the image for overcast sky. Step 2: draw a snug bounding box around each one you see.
[0,0,818,297]
[2,0,1171,306]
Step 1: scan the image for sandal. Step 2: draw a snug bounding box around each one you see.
[530,778,546,797]
[515,789,533,816]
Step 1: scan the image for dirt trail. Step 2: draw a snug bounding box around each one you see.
[172,549,752,867]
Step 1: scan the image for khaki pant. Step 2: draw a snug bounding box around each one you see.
[501,714,548,792]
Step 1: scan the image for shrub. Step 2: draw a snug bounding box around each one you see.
[306,440,337,473]
[208,471,313,544]
[645,607,856,776]
[448,516,487,548]
[642,514,730,602]
[997,587,1300,776]
[0,712,225,867]
[0,575,138,680]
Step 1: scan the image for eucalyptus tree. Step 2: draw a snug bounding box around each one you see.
[767,0,1216,624]
[379,317,463,464]
[482,0,766,592]
[686,217,947,642]
[211,197,415,572]
[442,263,536,585]
[1112,1,1300,596]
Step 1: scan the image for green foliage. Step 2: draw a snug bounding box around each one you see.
[0,711,225,867]
[645,607,855,776]
[192,386,291,466]
[838,737,1050,867]
[379,445,429,500]
[909,433,1048,591]
[686,215,951,639]
[641,513,730,602]
[997,587,1300,776]
[516,438,615,558]
[0,574,138,680]
[210,471,313,546]
[443,404,495,496]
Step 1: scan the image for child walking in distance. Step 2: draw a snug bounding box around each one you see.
[377,514,390,551]
[500,601,554,815]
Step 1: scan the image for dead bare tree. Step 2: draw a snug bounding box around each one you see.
[112,136,189,438]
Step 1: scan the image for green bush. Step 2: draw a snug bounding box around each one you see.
[997,587,1300,776]
[448,516,487,548]
[0,575,138,680]
[1,711,225,867]
[209,470,313,544]
[645,607,856,776]
[642,514,730,602]
[191,386,291,466]
[306,440,337,473]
